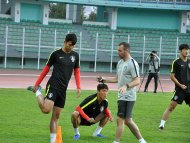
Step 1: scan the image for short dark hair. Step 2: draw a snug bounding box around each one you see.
[119,42,130,50]
[179,44,189,51]
[97,84,109,91]
[65,33,77,45]
[151,50,157,54]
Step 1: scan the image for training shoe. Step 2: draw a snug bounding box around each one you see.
[73,134,80,140]
[159,125,164,130]
[27,85,42,92]
[140,140,147,143]
[93,133,106,138]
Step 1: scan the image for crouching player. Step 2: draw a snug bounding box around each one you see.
[71,83,113,140]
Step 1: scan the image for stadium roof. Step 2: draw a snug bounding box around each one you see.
[42,0,190,11]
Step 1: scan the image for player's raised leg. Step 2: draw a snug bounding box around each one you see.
[27,85,54,114]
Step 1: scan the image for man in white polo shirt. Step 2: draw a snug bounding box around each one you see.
[98,42,147,143]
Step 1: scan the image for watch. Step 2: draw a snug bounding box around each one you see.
[126,84,129,88]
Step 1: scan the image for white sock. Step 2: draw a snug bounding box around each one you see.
[35,90,42,97]
[113,141,119,143]
[93,126,102,136]
[160,120,166,127]
[74,128,80,135]
[139,138,147,143]
[50,133,56,143]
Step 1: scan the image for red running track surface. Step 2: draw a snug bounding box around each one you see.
[0,69,174,92]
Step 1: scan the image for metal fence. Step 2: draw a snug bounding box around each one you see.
[0,25,188,73]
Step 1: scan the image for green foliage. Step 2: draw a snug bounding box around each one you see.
[0,89,190,143]
[49,3,66,19]
[88,11,96,21]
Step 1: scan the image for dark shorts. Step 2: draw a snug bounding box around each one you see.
[117,100,135,119]
[172,88,190,105]
[45,84,66,108]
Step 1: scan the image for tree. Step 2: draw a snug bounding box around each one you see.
[81,6,87,21]
[85,7,97,21]
[88,11,96,21]
[49,3,66,19]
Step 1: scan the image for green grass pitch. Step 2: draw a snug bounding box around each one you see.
[0,88,190,143]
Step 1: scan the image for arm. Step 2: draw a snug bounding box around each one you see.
[76,106,95,123]
[170,59,186,90]
[74,68,81,89]
[154,54,160,69]
[97,76,118,83]
[74,68,81,97]
[104,76,118,83]
[76,106,89,121]
[156,55,160,68]
[128,76,140,87]
[145,54,150,62]
[119,77,140,94]
[33,65,50,92]
[104,108,113,122]
[170,73,187,90]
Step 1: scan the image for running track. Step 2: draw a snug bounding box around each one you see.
[0,69,174,92]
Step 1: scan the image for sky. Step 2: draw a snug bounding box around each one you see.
[84,6,97,17]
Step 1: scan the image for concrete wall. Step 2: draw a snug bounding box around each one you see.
[117,8,180,29]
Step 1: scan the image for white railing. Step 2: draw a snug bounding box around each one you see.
[0,26,186,73]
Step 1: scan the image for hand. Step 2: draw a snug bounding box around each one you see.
[118,85,127,94]
[152,53,156,56]
[108,116,114,122]
[87,118,95,123]
[180,84,187,90]
[33,86,39,93]
[76,88,81,98]
[97,76,105,83]
[156,68,160,73]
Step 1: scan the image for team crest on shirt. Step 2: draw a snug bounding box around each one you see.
[70,56,75,62]
[48,93,53,98]
[100,106,104,112]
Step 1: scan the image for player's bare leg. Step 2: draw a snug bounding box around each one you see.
[93,112,109,137]
[114,117,124,143]
[71,111,81,140]
[159,101,177,130]
[27,85,54,113]
[125,118,147,143]
[50,106,62,143]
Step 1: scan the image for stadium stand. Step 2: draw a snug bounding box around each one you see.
[0,17,190,70]
[0,0,190,72]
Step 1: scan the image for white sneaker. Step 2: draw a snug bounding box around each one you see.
[159,124,164,130]
[140,140,147,143]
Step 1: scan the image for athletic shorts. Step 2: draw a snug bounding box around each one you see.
[45,84,66,108]
[172,88,190,105]
[117,100,135,119]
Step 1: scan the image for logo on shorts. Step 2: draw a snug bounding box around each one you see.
[48,93,53,98]
[188,63,190,68]
[100,106,104,112]
[174,95,178,100]
[70,56,75,62]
